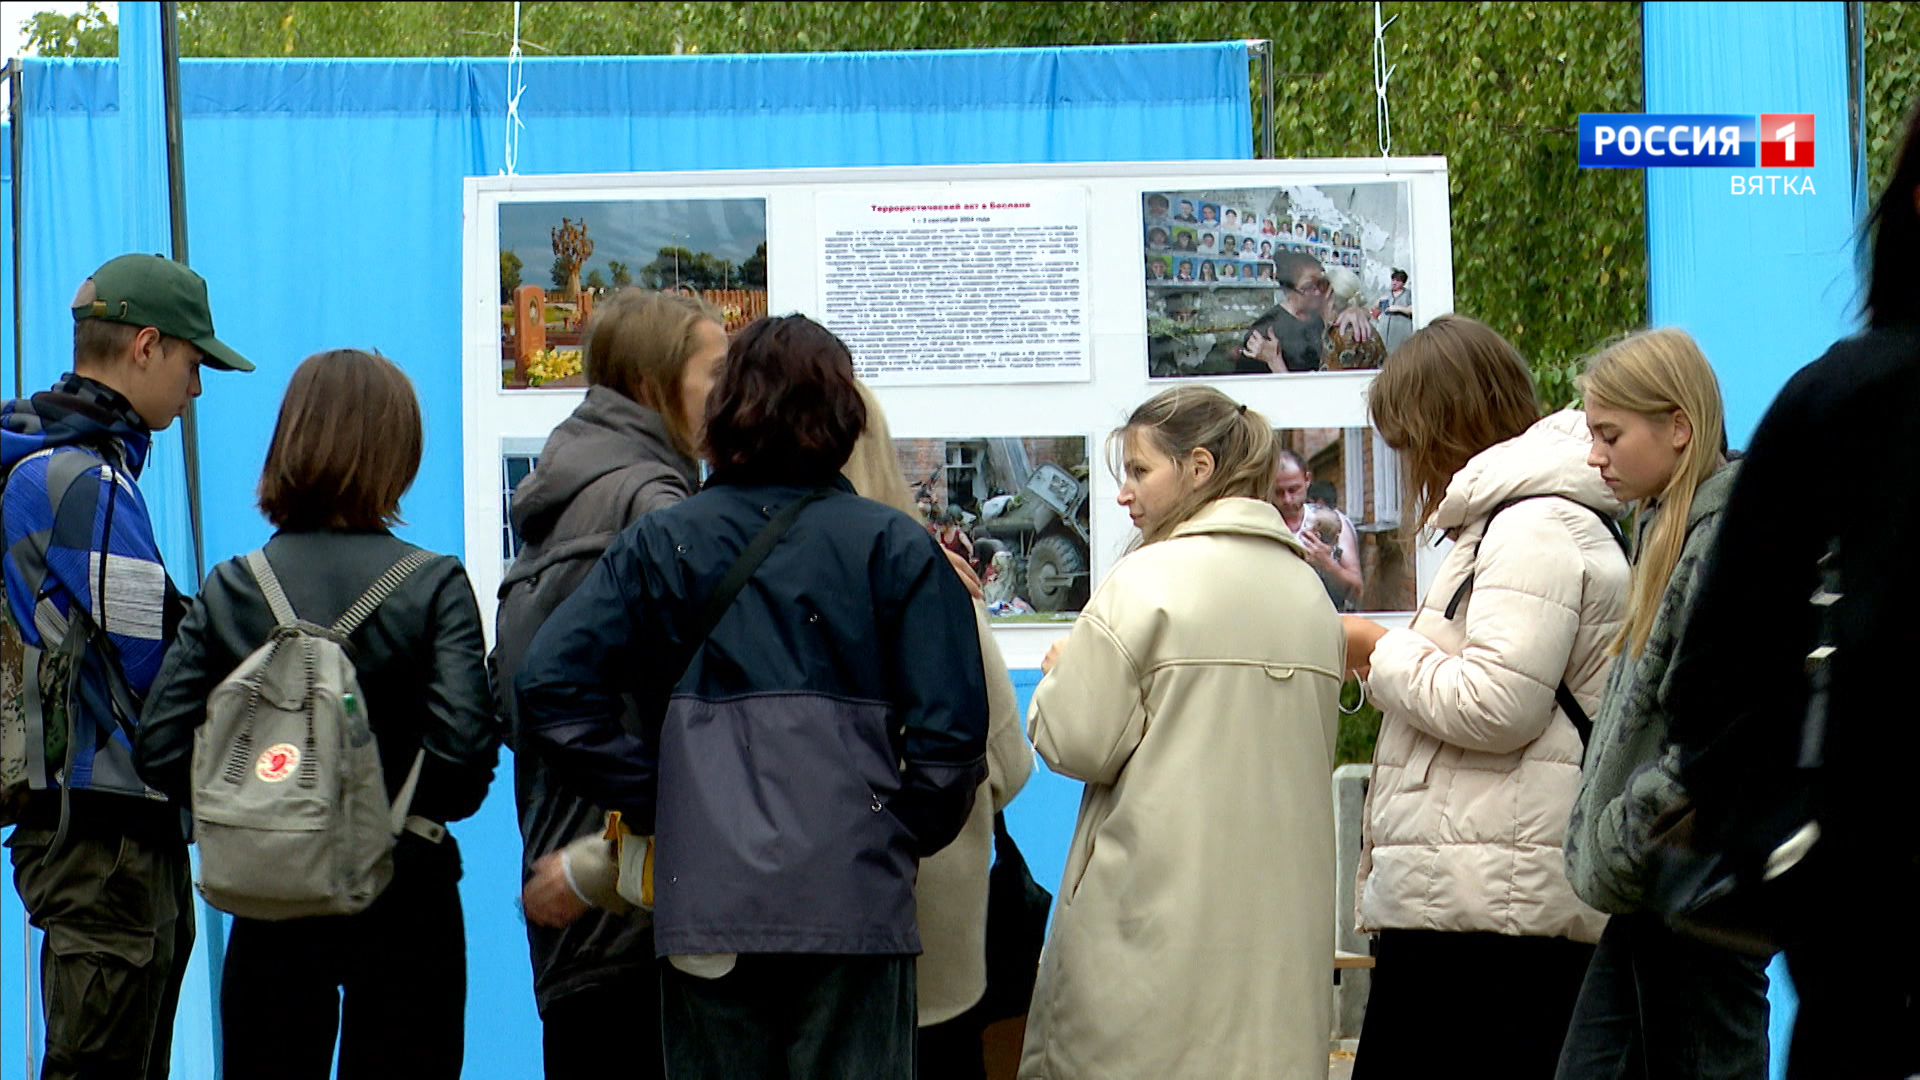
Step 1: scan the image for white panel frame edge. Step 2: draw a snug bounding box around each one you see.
[463,158,1454,670]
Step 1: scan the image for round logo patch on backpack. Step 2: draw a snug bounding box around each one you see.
[256,744,300,783]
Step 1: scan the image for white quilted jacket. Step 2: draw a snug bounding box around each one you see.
[1358,410,1629,943]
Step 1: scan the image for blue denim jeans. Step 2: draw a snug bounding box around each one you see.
[1556,912,1771,1080]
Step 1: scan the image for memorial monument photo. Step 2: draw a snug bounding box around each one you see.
[498,197,768,388]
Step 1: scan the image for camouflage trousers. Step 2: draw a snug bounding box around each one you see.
[6,827,195,1080]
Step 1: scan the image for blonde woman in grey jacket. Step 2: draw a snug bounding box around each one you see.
[499,289,725,1079]
[1556,328,1769,1080]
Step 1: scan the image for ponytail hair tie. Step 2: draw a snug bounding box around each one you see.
[1237,403,1248,415]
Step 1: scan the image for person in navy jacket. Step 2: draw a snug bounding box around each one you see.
[516,313,988,1079]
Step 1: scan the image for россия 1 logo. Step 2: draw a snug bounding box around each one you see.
[1759,113,1814,167]
[1579,113,1816,194]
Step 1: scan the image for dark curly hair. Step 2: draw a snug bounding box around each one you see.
[703,315,867,480]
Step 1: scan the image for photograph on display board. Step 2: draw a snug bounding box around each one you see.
[499,436,548,572]
[894,436,1091,622]
[1272,426,1416,613]
[1141,181,1413,378]
[498,197,767,389]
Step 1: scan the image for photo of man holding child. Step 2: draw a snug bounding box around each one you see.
[1141,183,1414,378]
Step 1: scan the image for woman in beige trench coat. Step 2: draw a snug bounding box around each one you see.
[1019,386,1344,1080]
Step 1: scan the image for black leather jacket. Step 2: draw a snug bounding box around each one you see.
[135,530,500,826]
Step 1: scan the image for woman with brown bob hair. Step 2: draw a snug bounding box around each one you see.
[1019,386,1343,1080]
[496,289,725,1079]
[517,315,988,1080]
[137,349,499,1079]
[1340,315,1631,1079]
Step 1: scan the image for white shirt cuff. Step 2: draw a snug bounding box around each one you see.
[558,848,593,907]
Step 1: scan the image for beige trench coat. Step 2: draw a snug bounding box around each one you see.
[1019,498,1343,1080]
[915,602,1034,1025]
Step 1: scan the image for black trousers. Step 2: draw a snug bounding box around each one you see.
[541,968,665,1080]
[7,827,195,1080]
[660,954,916,1080]
[1784,921,1919,1080]
[221,835,466,1080]
[917,1009,988,1080]
[1556,912,1771,1080]
[1354,929,1595,1080]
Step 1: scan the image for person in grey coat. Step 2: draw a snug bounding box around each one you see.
[491,290,727,1079]
[1558,328,1769,1080]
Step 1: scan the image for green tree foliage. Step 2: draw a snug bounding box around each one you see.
[607,259,633,289]
[1868,4,1920,209]
[20,1,117,56]
[741,242,769,289]
[1336,679,1382,767]
[639,247,742,291]
[26,1,1649,395]
[640,246,694,290]
[499,249,522,301]
[584,267,607,291]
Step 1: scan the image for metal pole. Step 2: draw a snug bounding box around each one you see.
[8,59,23,400]
[1846,0,1865,209]
[1246,41,1275,159]
[158,2,205,585]
[158,6,226,1073]
[1261,43,1275,158]
[3,58,32,1080]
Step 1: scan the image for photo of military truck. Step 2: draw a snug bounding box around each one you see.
[894,435,1092,621]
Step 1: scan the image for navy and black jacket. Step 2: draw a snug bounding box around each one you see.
[516,469,988,958]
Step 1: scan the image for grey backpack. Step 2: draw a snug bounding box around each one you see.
[191,548,434,920]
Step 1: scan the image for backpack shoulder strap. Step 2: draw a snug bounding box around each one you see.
[1555,681,1594,747]
[1444,494,1628,619]
[244,551,299,629]
[1439,492,1610,751]
[1485,494,1626,552]
[658,487,830,709]
[331,549,438,637]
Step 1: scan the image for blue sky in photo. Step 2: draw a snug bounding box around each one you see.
[498,198,768,277]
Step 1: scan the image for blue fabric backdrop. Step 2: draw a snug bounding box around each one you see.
[0,38,1251,1078]
[1645,1,1864,446]
[1644,3,1866,1072]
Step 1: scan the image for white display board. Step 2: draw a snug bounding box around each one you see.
[463,159,1453,668]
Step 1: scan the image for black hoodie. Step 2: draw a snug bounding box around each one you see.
[490,386,696,1012]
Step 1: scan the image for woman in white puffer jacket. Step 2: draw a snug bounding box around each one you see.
[1343,315,1630,1080]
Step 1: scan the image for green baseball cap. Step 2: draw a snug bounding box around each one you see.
[71,254,254,372]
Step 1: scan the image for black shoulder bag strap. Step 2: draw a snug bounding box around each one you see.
[658,487,831,708]
[1441,494,1630,750]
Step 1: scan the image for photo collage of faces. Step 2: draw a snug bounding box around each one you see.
[1143,193,1364,290]
[1143,182,1412,378]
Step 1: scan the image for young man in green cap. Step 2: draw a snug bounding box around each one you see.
[1,253,252,1079]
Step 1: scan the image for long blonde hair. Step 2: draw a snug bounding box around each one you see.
[841,381,921,519]
[1109,386,1277,546]
[581,289,723,457]
[1578,327,1726,656]
[1367,314,1540,527]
